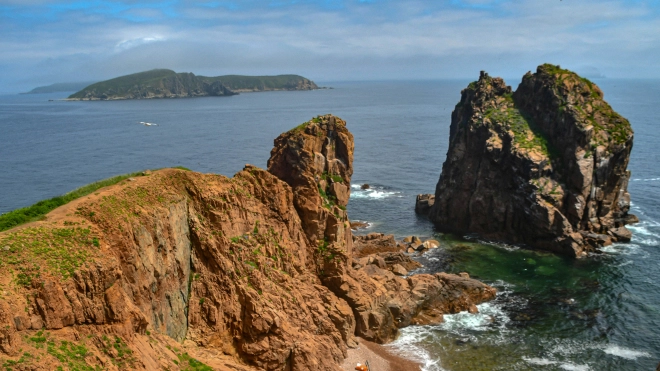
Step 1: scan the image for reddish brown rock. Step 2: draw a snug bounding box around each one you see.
[267,115,495,344]
[0,114,496,370]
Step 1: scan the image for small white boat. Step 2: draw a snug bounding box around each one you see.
[139,121,157,126]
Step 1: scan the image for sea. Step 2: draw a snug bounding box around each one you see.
[1,79,658,370]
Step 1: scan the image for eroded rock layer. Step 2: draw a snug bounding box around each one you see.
[427,64,635,257]
[0,115,495,370]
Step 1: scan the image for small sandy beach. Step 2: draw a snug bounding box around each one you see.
[341,338,422,371]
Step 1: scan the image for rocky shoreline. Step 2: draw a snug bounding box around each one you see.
[0,114,494,370]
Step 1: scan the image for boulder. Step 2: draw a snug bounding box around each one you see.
[391,264,408,276]
[423,239,440,249]
[415,194,435,215]
[610,226,632,242]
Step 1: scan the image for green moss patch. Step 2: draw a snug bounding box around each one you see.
[0,227,97,284]
[176,352,213,371]
[484,95,557,159]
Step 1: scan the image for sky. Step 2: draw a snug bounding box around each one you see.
[1,0,659,93]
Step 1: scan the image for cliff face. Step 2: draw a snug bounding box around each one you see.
[426,64,635,257]
[0,115,495,370]
[267,115,495,343]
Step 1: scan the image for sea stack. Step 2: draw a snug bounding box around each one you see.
[421,64,635,257]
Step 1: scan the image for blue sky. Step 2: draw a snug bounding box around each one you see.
[1,0,659,92]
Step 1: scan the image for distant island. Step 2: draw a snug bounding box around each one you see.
[21,82,97,94]
[65,69,319,100]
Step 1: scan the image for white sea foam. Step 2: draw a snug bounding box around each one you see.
[602,344,652,360]
[438,301,510,336]
[349,185,401,200]
[559,363,590,371]
[628,225,660,242]
[600,243,642,256]
[631,177,660,182]
[523,357,556,366]
[387,327,445,371]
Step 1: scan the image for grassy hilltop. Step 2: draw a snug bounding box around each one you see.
[67,69,318,100]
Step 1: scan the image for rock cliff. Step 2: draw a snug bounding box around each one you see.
[0,115,495,370]
[422,64,635,257]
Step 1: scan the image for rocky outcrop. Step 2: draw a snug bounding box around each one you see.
[0,115,495,370]
[424,64,635,257]
[414,194,435,215]
[268,115,495,343]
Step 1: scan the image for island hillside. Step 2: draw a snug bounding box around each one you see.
[67,69,318,100]
[416,64,636,257]
[22,82,97,95]
[0,115,494,370]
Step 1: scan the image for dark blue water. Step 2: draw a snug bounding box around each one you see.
[1,80,658,370]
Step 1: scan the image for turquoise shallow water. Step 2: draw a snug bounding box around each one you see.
[1,79,658,370]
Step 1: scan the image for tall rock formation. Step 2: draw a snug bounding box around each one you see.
[0,115,495,370]
[268,115,495,343]
[424,64,635,257]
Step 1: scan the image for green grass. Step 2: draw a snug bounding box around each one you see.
[483,95,558,160]
[320,172,343,184]
[68,70,315,100]
[540,64,632,146]
[202,74,315,91]
[47,340,100,371]
[2,352,34,370]
[1,227,96,281]
[0,168,189,232]
[289,120,311,134]
[100,335,136,368]
[68,69,178,98]
[176,352,213,371]
[539,63,573,76]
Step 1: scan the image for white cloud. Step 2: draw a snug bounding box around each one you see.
[114,36,165,52]
[1,0,658,93]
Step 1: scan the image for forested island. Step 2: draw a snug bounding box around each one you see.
[65,69,319,100]
[21,82,97,94]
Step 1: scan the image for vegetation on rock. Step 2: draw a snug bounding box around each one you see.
[428,65,635,257]
[67,69,318,100]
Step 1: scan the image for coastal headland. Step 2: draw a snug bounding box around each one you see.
[0,115,494,370]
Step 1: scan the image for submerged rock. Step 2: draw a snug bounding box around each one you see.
[425,64,636,257]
